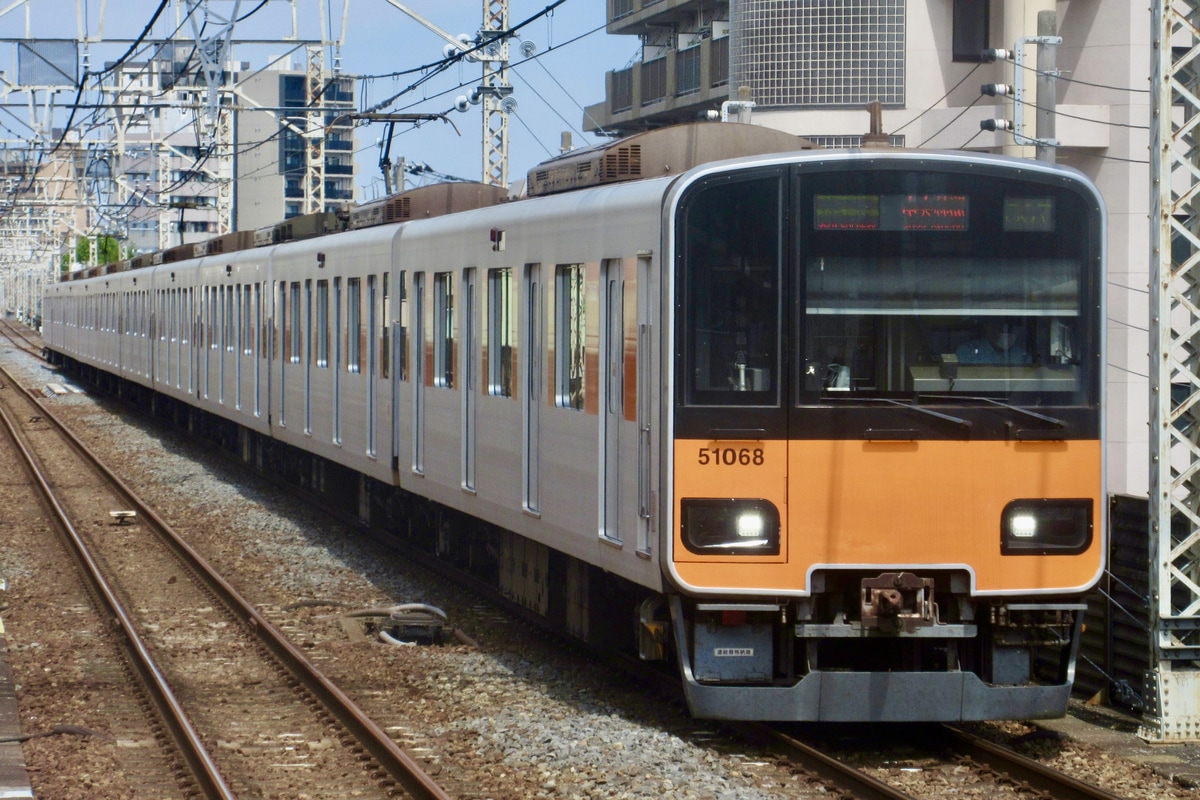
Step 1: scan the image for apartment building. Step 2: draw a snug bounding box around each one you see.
[234,63,357,231]
[106,57,224,254]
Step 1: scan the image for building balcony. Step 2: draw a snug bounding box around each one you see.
[583,35,728,135]
[608,0,708,36]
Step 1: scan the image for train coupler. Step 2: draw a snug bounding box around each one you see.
[860,572,936,634]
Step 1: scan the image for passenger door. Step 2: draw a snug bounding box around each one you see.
[600,258,623,544]
[522,264,542,514]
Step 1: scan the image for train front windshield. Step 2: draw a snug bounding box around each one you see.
[675,159,1102,440]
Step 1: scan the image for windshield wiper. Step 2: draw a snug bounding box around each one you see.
[921,394,1067,429]
[822,396,972,435]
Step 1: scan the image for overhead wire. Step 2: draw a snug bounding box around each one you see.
[368,18,609,147]
[508,69,586,147]
[892,63,981,136]
[509,109,555,159]
[94,0,171,79]
[358,0,572,115]
[918,94,985,148]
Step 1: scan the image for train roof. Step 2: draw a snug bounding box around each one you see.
[525,122,819,198]
[58,123,826,282]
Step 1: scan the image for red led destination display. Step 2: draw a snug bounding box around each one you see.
[815,194,970,231]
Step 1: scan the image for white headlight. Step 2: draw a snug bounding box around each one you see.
[736,511,765,538]
[1009,513,1037,539]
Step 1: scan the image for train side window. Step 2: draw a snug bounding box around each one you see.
[226,284,235,353]
[316,279,330,368]
[244,284,254,356]
[397,271,408,381]
[381,272,390,379]
[434,271,454,388]
[348,277,362,374]
[555,264,586,410]
[235,284,244,354]
[254,282,262,358]
[280,282,289,362]
[488,267,515,397]
[289,282,302,364]
[209,287,219,350]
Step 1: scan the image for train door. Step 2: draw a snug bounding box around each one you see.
[392,271,406,472]
[367,274,378,458]
[412,272,426,474]
[279,281,288,426]
[187,287,195,395]
[334,276,343,445]
[205,286,214,400]
[254,281,263,419]
[599,258,623,544]
[522,264,542,514]
[219,285,227,405]
[461,268,477,492]
[636,253,654,556]
[304,278,313,434]
[172,290,178,389]
[235,284,243,410]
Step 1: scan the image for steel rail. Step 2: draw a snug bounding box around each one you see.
[0,362,453,800]
[0,320,43,359]
[938,725,1129,800]
[728,722,919,800]
[0,371,235,799]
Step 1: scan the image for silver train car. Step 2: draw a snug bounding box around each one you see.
[43,122,1107,722]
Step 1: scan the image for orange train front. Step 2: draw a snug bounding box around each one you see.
[662,152,1105,721]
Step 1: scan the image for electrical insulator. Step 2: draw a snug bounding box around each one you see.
[981,49,1013,62]
[981,83,1013,97]
[980,119,1014,132]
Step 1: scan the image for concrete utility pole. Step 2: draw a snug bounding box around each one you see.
[1146,0,1200,744]
[1034,11,1056,164]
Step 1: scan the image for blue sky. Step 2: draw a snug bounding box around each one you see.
[343,1,633,195]
[0,0,634,197]
[344,0,633,196]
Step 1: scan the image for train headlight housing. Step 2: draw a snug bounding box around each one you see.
[1001,499,1093,555]
[681,498,781,556]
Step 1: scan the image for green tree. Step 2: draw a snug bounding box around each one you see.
[61,235,124,270]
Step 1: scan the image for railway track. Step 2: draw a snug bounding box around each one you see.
[0,358,452,799]
[754,722,1132,800]
[0,318,44,360]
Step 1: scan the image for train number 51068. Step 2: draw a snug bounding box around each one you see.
[697,447,765,466]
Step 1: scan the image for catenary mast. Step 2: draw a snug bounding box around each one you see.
[1146,0,1200,744]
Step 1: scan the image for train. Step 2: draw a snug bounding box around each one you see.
[41,121,1106,722]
